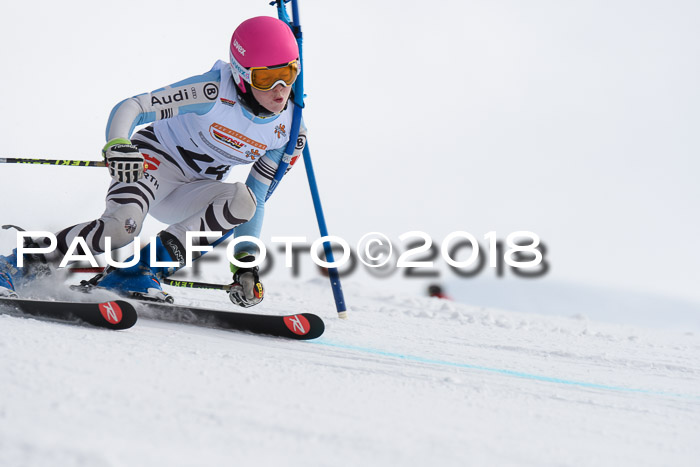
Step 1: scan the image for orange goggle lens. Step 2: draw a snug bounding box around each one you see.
[249,60,300,91]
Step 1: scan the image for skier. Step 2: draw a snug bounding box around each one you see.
[0,16,304,308]
[428,284,451,300]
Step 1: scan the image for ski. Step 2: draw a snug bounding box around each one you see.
[134,301,325,340]
[0,297,137,330]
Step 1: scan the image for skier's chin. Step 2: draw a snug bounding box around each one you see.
[251,86,291,115]
[261,99,287,114]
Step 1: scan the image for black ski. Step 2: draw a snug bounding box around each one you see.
[0,297,138,330]
[135,301,325,340]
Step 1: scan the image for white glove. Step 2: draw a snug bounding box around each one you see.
[229,254,264,308]
[103,138,144,183]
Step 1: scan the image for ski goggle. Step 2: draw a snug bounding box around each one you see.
[231,56,300,91]
[250,60,300,91]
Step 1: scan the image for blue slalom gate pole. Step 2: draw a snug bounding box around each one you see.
[267,0,348,318]
[266,0,303,199]
[301,143,347,317]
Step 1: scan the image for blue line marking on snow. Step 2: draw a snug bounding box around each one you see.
[313,340,700,401]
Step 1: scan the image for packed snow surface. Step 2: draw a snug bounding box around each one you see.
[1,279,699,467]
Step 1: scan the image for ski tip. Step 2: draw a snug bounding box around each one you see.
[283,313,325,340]
[98,300,138,330]
[303,313,325,340]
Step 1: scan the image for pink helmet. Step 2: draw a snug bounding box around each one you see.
[230,16,299,93]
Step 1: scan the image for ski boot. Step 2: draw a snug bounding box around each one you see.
[0,225,54,298]
[0,256,18,298]
[78,232,184,303]
[0,250,52,298]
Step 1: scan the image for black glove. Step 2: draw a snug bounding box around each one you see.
[229,254,264,308]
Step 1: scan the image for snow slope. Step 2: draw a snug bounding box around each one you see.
[1,279,699,467]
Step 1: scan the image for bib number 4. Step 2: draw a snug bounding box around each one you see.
[176,146,230,180]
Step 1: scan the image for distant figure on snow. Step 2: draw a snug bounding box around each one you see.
[428,284,451,300]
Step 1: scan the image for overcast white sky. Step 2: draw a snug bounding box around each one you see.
[1,0,699,309]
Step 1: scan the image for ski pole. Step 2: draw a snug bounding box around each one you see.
[0,158,105,167]
[162,279,230,291]
[69,267,231,292]
[70,266,334,303]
